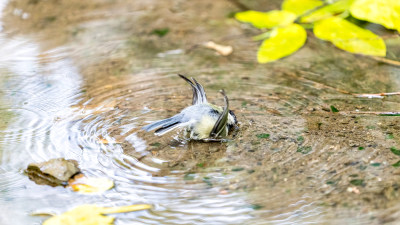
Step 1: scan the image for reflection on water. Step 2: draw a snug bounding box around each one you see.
[0,33,258,224]
[0,31,323,224]
[0,0,400,224]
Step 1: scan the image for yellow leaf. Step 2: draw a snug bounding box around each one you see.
[43,205,114,225]
[314,17,386,56]
[68,175,114,193]
[257,24,307,63]
[43,204,151,225]
[301,0,355,23]
[235,10,296,29]
[282,0,324,16]
[350,0,400,32]
[99,204,152,214]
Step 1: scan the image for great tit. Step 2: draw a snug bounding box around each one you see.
[142,74,238,141]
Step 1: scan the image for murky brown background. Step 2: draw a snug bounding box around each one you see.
[0,0,400,224]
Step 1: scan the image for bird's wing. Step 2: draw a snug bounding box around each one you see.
[178,74,208,105]
[210,90,229,138]
[192,78,208,104]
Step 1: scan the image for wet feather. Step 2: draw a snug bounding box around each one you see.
[142,74,237,140]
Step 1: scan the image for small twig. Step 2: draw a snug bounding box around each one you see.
[380,34,400,40]
[340,111,400,116]
[369,56,400,67]
[354,92,400,98]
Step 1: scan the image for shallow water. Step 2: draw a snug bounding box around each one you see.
[1,0,400,224]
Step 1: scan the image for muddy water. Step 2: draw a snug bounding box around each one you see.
[1,0,400,224]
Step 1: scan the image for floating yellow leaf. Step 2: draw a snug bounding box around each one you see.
[282,0,324,16]
[235,10,296,29]
[257,24,307,63]
[100,204,152,214]
[301,0,355,23]
[68,174,114,193]
[350,0,400,32]
[314,17,386,56]
[43,205,112,225]
[43,204,152,225]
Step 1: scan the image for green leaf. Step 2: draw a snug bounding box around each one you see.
[330,105,339,112]
[350,0,400,32]
[150,142,161,147]
[282,0,324,16]
[196,163,205,168]
[297,146,312,154]
[232,167,245,172]
[257,23,307,63]
[386,133,394,139]
[151,28,169,37]
[235,10,296,29]
[314,17,386,56]
[379,114,400,116]
[390,147,400,156]
[326,180,336,185]
[301,0,355,23]
[392,160,400,167]
[350,179,364,186]
[250,204,263,210]
[256,133,270,139]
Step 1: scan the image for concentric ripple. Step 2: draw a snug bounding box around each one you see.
[5,0,398,224]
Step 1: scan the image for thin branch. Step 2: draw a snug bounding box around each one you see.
[354,92,400,98]
[340,111,400,116]
[369,56,400,67]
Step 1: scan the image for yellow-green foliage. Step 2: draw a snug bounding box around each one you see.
[282,0,324,16]
[235,0,399,63]
[314,17,386,56]
[258,24,307,63]
[235,10,296,29]
[301,0,355,23]
[350,0,400,32]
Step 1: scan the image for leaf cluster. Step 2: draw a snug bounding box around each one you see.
[235,0,399,63]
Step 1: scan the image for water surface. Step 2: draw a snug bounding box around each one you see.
[1,0,400,224]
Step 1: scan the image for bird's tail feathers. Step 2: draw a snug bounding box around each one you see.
[154,122,181,136]
[142,117,174,132]
[142,114,184,136]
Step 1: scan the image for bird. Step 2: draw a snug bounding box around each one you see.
[142,74,238,141]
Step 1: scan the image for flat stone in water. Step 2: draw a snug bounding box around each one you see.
[25,158,81,187]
